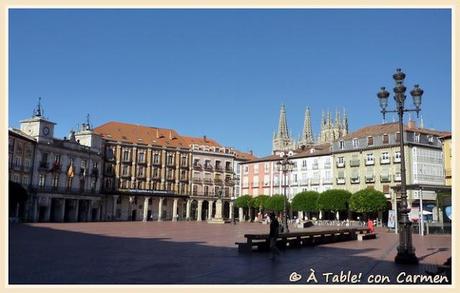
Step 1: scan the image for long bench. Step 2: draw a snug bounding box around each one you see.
[236,228,370,253]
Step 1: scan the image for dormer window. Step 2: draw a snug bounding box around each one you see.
[415,133,420,143]
[428,135,434,144]
[368,136,374,146]
[352,138,359,148]
[339,140,344,150]
[383,134,389,144]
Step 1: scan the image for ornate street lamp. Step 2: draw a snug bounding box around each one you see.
[377,68,423,264]
[277,151,295,233]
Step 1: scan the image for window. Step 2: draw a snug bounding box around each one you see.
[383,134,389,144]
[352,138,359,148]
[253,177,259,187]
[339,140,344,150]
[264,175,270,186]
[122,165,129,176]
[337,157,345,167]
[22,175,29,185]
[264,163,270,173]
[381,152,390,164]
[8,137,14,153]
[80,160,88,176]
[153,152,160,164]
[366,153,374,165]
[39,174,46,187]
[302,160,307,168]
[395,132,401,143]
[137,167,145,177]
[368,136,374,146]
[123,149,130,161]
[54,154,61,163]
[138,151,145,163]
[167,154,174,165]
[415,133,420,143]
[394,151,401,163]
[52,175,59,188]
[244,165,249,174]
[254,164,259,173]
[181,156,187,166]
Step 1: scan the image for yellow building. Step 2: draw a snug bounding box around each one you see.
[440,134,452,186]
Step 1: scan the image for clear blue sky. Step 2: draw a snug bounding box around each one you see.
[9,9,451,156]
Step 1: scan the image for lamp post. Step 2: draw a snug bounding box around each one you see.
[277,151,294,233]
[231,174,240,224]
[377,68,423,265]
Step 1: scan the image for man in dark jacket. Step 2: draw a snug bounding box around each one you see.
[269,212,281,260]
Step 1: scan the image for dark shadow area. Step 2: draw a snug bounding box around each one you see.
[418,248,449,261]
[9,224,451,285]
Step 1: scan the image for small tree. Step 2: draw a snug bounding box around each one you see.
[266,195,290,213]
[292,191,320,216]
[251,195,269,212]
[350,188,388,220]
[235,195,252,220]
[318,189,351,220]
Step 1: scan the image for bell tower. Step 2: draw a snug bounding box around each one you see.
[19,97,56,143]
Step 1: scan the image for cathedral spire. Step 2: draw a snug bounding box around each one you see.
[420,114,424,128]
[335,108,341,128]
[301,107,314,145]
[276,104,289,139]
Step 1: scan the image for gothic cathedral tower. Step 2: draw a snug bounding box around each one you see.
[272,104,295,153]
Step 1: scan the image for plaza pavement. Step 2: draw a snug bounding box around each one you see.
[8,221,451,284]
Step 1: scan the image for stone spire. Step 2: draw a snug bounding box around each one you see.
[335,108,341,128]
[300,107,314,146]
[420,115,424,128]
[276,104,289,139]
[343,109,349,135]
[327,110,332,127]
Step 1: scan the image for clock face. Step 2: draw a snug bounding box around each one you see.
[42,126,50,136]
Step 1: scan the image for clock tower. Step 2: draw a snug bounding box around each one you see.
[19,97,56,143]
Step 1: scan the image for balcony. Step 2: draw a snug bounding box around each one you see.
[312,164,319,170]
[380,175,391,183]
[215,166,223,173]
[203,178,213,185]
[179,176,188,182]
[204,165,213,172]
[193,164,203,171]
[152,160,161,166]
[350,177,360,184]
[380,158,390,165]
[121,157,132,163]
[225,166,234,173]
[180,163,188,169]
[336,178,346,185]
[393,156,401,163]
[214,178,223,185]
[301,166,308,171]
[31,185,99,195]
[136,173,146,179]
[323,178,332,184]
[166,176,175,182]
[151,175,161,181]
[365,176,375,183]
[300,180,308,186]
[365,160,375,166]
[192,178,203,184]
[225,179,235,186]
[336,161,345,168]
[49,162,62,173]
[166,161,175,168]
[121,172,131,178]
[310,178,320,185]
[349,160,360,167]
[137,160,147,165]
[38,161,49,170]
[394,174,401,182]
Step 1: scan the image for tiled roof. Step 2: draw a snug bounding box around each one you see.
[94,121,226,149]
[181,136,221,147]
[342,122,450,140]
[234,150,257,161]
[94,121,189,148]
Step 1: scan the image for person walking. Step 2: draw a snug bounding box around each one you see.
[269,212,281,260]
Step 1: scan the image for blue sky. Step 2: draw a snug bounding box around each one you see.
[9,9,451,156]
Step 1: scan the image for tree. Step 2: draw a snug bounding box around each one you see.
[318,189,352,213]
[350,188,388,219]
[234,195,252,209]
[291,191,320,212]
[251,195,269,211]
[265,195,290,212]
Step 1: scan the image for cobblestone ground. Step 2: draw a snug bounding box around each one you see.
[9,222,451,284]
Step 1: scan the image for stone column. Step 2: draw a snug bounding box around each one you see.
[239,207,244,222]
[45,198,52,222]
[87,201,93,222]
[186,199,191,220]
[112,195,119,220]
[208,200,214,220]
[73,200,80,222]
[229,201,234,220]
[172,198,178,221]
[215,199,223,219]
[158,197,164,221]
[298,211,304,221]
[59,199,66,222]
[197,200,203,221]
[143,196,150,222]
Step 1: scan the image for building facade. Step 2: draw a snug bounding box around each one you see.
[440,134,452,186]
[331,121,449,210]
[14,104,104,223]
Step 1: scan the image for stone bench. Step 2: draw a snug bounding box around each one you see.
[357,232,377,241]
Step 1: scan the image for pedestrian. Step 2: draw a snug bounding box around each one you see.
[269,212,281,260]
[367,218,375,233]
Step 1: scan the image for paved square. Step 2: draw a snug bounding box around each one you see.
[9,222,451,284]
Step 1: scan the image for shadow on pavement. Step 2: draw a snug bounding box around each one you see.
[9,223,451,285]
